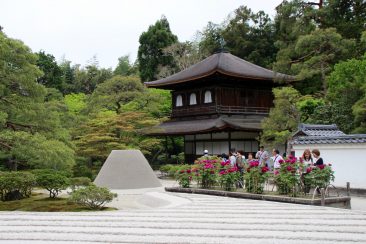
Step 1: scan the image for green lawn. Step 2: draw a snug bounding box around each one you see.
[0,192,117,212]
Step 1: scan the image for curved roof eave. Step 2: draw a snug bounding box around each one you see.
[144,52,297,88]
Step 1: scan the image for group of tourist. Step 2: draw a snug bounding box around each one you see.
[208,146,325,172]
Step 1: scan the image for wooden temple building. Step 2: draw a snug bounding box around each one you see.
[144,51,294,163]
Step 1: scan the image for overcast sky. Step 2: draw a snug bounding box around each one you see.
[1,0,283,69]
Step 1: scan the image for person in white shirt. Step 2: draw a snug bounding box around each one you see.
[256,146,270,168]
[229,149,236,167]
[271,149,283,170]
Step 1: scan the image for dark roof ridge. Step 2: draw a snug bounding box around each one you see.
[299,123,339,130]
[296,134,366,140]
[145,52,296,88]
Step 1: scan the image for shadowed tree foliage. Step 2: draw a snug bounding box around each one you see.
[138,16,178,82]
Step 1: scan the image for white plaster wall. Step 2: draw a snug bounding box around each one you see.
[293,143,366,189]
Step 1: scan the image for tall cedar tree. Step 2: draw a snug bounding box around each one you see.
[137,16,178,82]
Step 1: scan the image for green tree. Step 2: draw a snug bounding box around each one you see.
[260,87,301,149]
[157,41,207,78]
[35,170,70,198]
[64,93,87,115]
[296,95,325,122]
[0,131,75,172]
[316,55,366,133]
[87,75,144,114]
[222,6,277,67]
[318,0,366,41]
[70,184,117,209]
[0,32,74,171]
[292,28,356,91]
[74,111,162,163]
[137,16,178,81]
[273,0,316,74]
[113,55,137,76]
[198,22,224,55]
[59,59,76,94]
[36,51,63,90]
[73,64,113,94]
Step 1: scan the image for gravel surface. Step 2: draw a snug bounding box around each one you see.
[0,185,366,243]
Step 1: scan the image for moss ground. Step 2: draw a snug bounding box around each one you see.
[0,192,117,212]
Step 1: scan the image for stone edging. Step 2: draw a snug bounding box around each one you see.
[165,187,351,207]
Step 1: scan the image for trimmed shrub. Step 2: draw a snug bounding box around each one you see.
[70,177,91,191]
[159,164,172,175]
[0,171,36,201]
[34,170,70,198]
[69,184,117,209]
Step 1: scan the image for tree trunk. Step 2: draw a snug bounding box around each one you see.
[150,148,163,165]
[6,157,17,171]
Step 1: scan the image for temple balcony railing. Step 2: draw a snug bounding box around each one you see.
[171,105,270,118]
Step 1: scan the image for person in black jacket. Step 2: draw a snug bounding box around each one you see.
[311,149,324,165]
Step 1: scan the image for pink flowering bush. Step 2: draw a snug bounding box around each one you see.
[304,163,335,190]
[174,165,192,188]
[274,155,302,196]
[193,156,221,189]
[244,160,269,193]
[218,160,240,191]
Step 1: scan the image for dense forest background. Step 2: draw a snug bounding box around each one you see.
[0,0,365,178]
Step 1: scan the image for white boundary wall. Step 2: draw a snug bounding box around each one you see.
[293,143,366,189]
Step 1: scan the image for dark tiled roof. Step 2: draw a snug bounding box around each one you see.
[141,115,264,136]
[145,52,296,88]
[292,134,366,145]
[292,123,346,137]
[292,123,366,145]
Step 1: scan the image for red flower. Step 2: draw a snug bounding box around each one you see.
[261,166,269,173]
[306,167,312,173]
[204,163,214,169]
[317,164,325,170]
[188,176,192,181]
[179,170,185,174]
[186,169,191,173]
[249,161,259,168]
[299,157,303,163]
[246,168,250,173]
[228,166,238,173]
[286,166,293,172]
[328,163,332,166]
[279,159,284,164]
[274,170,279,175]
[219,170,227,175]
[221,161,230,166]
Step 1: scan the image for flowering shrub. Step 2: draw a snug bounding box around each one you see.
[175,167,192,188]
[218,160,240,191]
[274,156,302,196]
[193,156,220,189]
[304,164,335,190]
[244,161,270,193]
